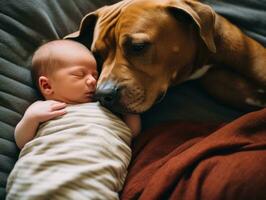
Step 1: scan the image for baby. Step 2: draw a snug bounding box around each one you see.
[6,40,140,200]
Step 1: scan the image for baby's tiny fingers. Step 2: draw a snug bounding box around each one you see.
[51,102,67,111]
[50,109,67,119]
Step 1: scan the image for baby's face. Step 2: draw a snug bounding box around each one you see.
[48,44,98,104]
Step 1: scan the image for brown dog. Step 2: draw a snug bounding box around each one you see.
[65,0,266,113]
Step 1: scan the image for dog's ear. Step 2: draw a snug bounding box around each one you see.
[64,12,98,49]
[64,1,133,50]
[166,0,216,53]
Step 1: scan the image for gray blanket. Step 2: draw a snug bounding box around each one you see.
[0,0,265,198]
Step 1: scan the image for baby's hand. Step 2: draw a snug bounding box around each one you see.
[24,100,67,123]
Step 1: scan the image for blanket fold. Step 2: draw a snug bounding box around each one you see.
[6,102,132,200]
[121,109,266,200]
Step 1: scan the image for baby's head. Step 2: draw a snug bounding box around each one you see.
[32,39,98,104]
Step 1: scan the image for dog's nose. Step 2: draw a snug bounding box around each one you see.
[94,80,120,107]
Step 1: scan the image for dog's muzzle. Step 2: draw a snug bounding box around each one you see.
[94,80,122,112]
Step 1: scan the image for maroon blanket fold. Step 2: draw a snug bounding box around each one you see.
[121,109,266,200]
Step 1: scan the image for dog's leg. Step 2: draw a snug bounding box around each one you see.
[200,67,266,111]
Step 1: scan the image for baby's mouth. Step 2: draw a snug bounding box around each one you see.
[86,91,95,97]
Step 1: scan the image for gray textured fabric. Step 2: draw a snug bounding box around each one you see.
[0,0,265,198]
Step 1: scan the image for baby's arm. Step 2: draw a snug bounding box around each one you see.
[15,100,67,149]
[122,114,141,137]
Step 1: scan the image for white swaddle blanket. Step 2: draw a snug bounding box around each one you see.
[6,102,132,200]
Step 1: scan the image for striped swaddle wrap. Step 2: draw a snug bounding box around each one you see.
[6,102,132,200]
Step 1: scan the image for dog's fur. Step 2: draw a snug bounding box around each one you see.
[65,0,266,113]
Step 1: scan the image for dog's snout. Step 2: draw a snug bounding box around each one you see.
[94,80,120,107]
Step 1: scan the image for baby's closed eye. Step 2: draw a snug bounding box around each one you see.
[71,70,85,77]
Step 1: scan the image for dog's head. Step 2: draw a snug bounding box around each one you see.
[65,0,216,113]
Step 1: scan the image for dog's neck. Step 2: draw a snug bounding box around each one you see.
[210,15,266,85]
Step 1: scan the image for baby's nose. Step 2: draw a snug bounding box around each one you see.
[86,75,97,87]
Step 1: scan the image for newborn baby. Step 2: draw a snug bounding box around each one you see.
[6,40,140,200]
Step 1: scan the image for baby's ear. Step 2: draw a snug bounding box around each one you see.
[39,76,53,96]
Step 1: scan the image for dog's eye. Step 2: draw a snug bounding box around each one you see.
[131,43,147,52]
[129,42,150,55]
[123,36,150,56]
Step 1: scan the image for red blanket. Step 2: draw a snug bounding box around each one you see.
[121,109,266,200]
